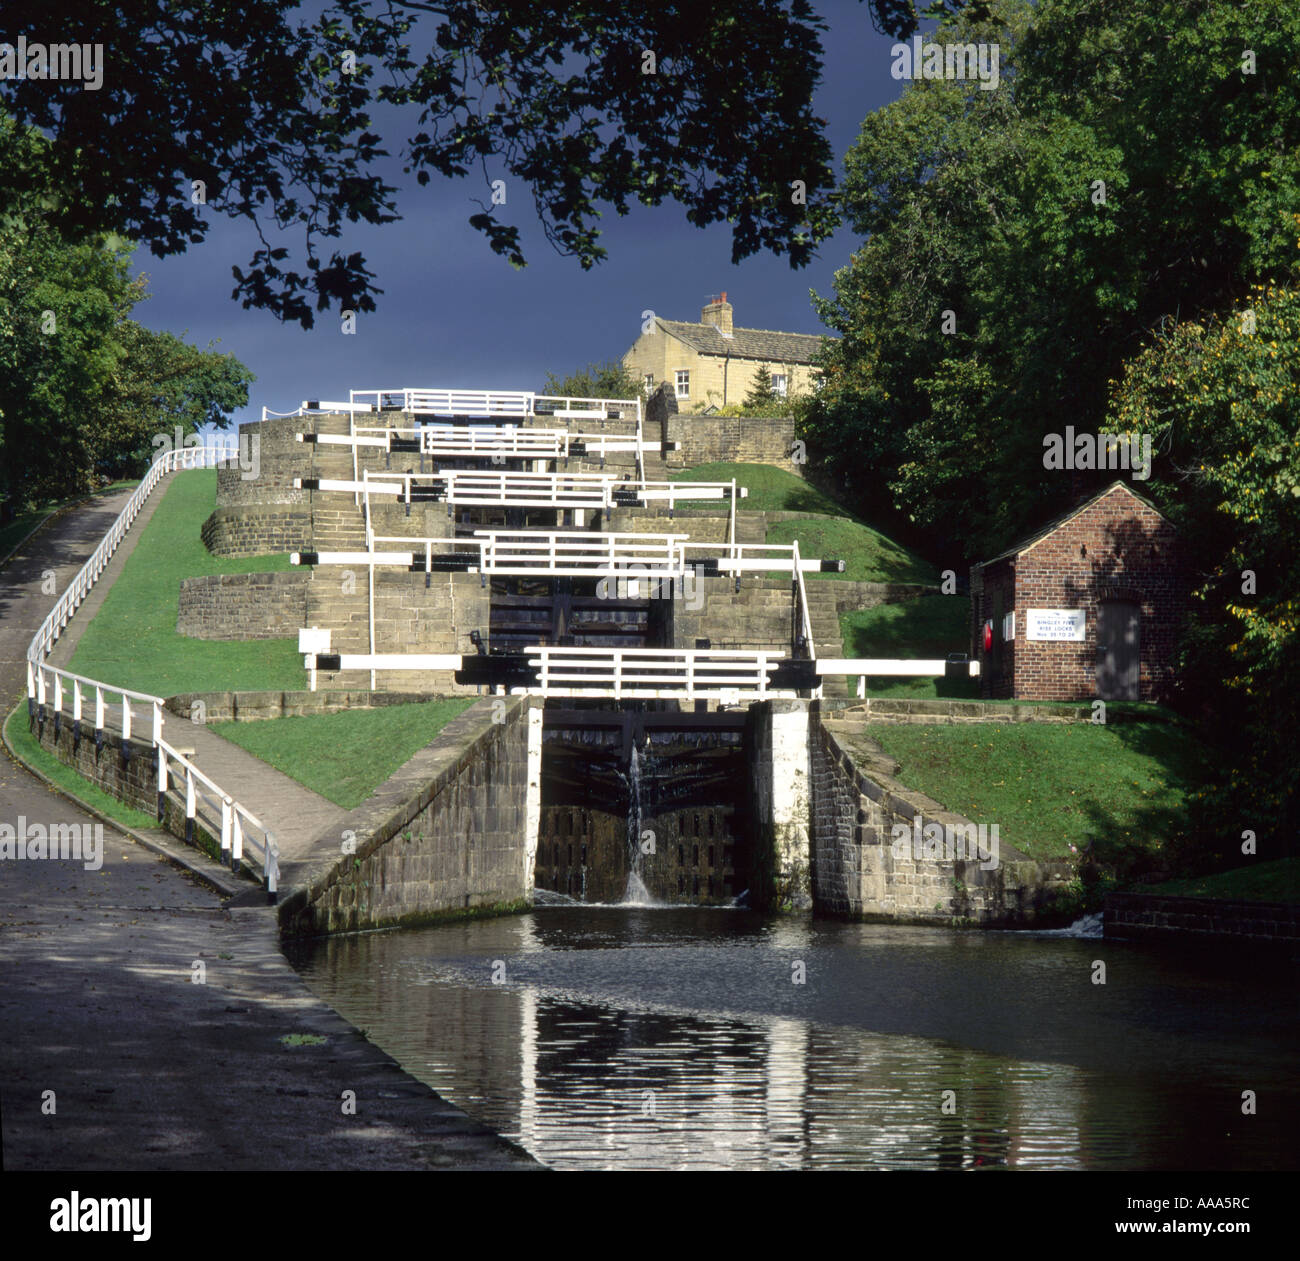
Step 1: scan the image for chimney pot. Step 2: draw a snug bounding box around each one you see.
[701,293,734,337]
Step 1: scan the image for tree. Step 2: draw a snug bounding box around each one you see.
[0,204,251,506]
[1107,278,1300,862]
[542,361,643,401]
[743,365,776,411]
[97,323,253,479]
[0,1,842,327]
[801,0,1300,558]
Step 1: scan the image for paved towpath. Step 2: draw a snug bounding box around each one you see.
[0,481,537,1169]
[40,479,349,865]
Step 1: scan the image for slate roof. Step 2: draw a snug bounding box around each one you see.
[655,318,827,364]
[977,481,1172,569]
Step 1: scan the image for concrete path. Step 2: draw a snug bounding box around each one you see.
[40,480,349,866]
[1,480,537,1169]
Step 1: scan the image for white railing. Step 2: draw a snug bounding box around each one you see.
[524,646,794,701]
[791,538,817,666]
[417,425,573,458]
[351,387,536,417]
[24,446,279,900]
[262,400,373,421]
[686,541,843,576]
[306,530,694,580]
[295,471,744,515]
[348,388,641,423]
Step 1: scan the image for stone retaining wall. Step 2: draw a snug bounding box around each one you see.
[164,690,455,723]
[177,571,310,639]
[201,505,311,557]
[808,704,1070,923]
[278,697,536,936]
[23,710,222,858]
[1104,892,1299,948]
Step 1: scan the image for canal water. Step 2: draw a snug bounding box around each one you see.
[287,908,1299,1170]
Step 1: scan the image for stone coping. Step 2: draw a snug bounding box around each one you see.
[813,706,1053,877]
[166,689,452,723]
[1104,890,1299,947]
[275,695,527,928]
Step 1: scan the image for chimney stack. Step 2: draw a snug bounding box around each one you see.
[701,291,733,336]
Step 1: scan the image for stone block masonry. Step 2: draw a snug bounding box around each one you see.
[278,697,538,936]
[809,703,1071,924]
[177,571,310,639]
[1104,892,1299,949]
[25,710,224,861]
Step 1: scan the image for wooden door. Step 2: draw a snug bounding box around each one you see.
[1096,599,1140,700]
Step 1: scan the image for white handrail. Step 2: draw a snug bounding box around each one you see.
[24,446,279,900]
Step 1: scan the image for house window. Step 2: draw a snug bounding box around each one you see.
[675,370,690,399]
[643,373,655,391]
[771,373,788,397]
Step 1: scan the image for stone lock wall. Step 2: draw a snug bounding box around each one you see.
[745,700,813,910]
[279,698,537,936]
[667,413,799,471]
[177,571,310,639]
[1104,892,1300,948]
[808,705,1068,924]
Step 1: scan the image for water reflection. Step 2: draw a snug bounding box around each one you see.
[287,909,1299,1170]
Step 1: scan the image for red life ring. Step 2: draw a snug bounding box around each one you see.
[983,620,993,653]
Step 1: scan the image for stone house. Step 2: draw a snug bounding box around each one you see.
[622,293,827,411]
[970,482,1188,702]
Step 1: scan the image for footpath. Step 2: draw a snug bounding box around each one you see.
[0,484,537,1169]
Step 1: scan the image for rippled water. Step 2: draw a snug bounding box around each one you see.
[287,908,1299,1170]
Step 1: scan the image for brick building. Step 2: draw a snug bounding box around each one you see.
[622,294,827,411]
[970,482,1188,701]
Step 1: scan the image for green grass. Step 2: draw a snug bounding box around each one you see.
[3,702,160,833]
[670,462,851,515]
[862,720,1207,864]
[210,699,476,808]
[0,480,138,564]
[838,597,975,699]
[1132,858,1299,903]
[765,516,934,584]
[841,596,971,658]
[671,462,935,584]
[67,470,303,696]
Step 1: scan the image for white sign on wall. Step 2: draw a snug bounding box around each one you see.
[1025,608,1086,642]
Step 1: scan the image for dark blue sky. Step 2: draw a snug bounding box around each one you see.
[132,2,906,427]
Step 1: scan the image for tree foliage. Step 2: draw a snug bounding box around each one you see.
[743,364,776,410]
[542,360,643,400]
[0,196,251,507]
[0,1,842,327]
[801,0,1300,558]
[1108,278,1300,859]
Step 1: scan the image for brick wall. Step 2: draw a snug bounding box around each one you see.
[972,484,1188,701]
[177,571,309,639]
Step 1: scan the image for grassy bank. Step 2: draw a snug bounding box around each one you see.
[67,470,303,696]
[671,463,934,584]
[837,596,975,698]
[210,699,476,808]
[670,462,850,515]
[862,717,1206,866]
[1131,858,1299,903]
